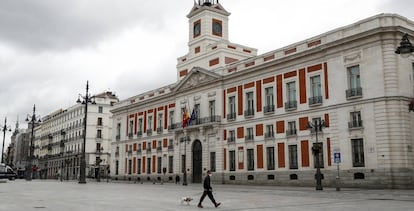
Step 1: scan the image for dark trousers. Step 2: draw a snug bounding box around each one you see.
[198,190,216,205]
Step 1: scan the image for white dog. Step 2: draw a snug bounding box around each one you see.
[180,196,193,205]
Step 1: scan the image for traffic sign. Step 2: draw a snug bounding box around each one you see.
[334,152,341,164]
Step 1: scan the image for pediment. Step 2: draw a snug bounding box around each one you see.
[174,67,221,92]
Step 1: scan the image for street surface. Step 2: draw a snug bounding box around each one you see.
[0,179,413,211]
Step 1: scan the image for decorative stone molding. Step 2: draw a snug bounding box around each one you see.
[343,51,362,64]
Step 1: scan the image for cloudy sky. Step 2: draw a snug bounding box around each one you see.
[1,0,413,152]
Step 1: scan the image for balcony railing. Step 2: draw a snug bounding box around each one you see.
[157,127,163,134]
[227,112,236,121]
[137,149,142,154]
[168,123,181,131]
[227,136,236,143]
[348,120,363,129]
[147,129,152,136]
[168,145,174,151]
[264,132,274,139]
[308,96,323,106]
[128,133,133,139]
[146,148,152,153]
[115,135,120,141]
[157,147,162,152]
[115,152,119,157]
[245,135,254,142]
[137,131,143,137]
[263,105,275,114]
[285,100,297,111]
[346,87,363,99]
[286,129,297,136]
[244,109,254,118]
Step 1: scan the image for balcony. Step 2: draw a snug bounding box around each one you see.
[286,129,297,137]
[127,150,132,156]
[168,145,174,151]
[115,151,119,157]
[227,112,236,121]
[146,147,152,153]
[348,120,363,129]
[128,133,133,139]
[146,129,152,136]
[346,87,363,99]
[285,100,297,111]
[263,105,275,114]
[245,135,254,142]
[168,123,181,131]
[156,127,163,134]
[137,149,142,154]
[308,96,323,106]
[227,136,236,143]
[156,146,162,152]
[244,109,255,118]
[310,127,323,134]
[264,131,275,139]
[115,135,120,141]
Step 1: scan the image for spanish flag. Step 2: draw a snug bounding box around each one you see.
[182,107,190,128]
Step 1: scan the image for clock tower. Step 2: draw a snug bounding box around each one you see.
[177,0,257,80]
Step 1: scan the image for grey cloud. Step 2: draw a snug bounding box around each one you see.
[0,0,186,52]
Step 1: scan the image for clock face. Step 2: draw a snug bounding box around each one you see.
[212,21,222,36]
[194,22,201,37]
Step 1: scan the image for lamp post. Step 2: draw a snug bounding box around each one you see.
[308,119,325,191]
[1,117,12,164]
[96,146,103,182]
[395,33,414,112]
[25,104,41,181]
[181,136,189,186]
[77,81,96,184]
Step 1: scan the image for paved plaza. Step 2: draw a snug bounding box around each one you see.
[0,179,413,211]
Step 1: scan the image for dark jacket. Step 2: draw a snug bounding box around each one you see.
[203,175,212,191]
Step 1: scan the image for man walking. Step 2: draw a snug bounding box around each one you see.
[198,170,221,208]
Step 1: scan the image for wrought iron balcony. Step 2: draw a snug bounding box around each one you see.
[346,87,363,99]
[157,146,162,152]
[227,136,236,143]
[286,129,297,136]
[244,109,255,118]
[263,105,275,114]
[285,100,297,111]
[146,147,152,152]
[227,112,236,121]
[348,120,363,129]
[156,127,163,134]
[137,149,142,154]
[146,129,152,136]
[137,131,142,137]
[245,135,254,142]
[168,145,174,151]
[264,131,275,139]
[308,96,323,106]
[115,135,120,141]
[128,133,133,139]
[115,152,119,157]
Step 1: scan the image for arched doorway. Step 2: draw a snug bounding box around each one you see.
[192,139,202,183]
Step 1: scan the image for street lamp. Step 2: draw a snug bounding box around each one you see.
[308,119,325,191]
[395,33,414,112]
[25,104,41,181]
[1,117,12,164]
[77,81,96,184]
[395,33,414,56]
[181,136,189,186]
[96,146,103,182]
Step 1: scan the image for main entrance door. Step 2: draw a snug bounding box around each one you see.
[192,140,202,183]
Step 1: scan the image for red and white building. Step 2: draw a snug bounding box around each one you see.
[110,0,414,188]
